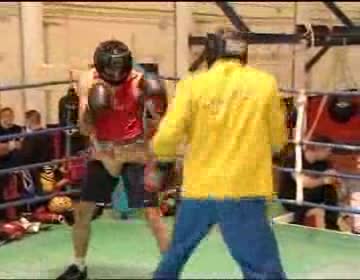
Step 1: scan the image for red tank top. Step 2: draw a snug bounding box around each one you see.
[93,70,144,142]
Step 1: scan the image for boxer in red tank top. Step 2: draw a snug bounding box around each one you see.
[57,40,170,280]
[92,69,144,142]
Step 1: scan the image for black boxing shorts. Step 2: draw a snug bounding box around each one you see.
[80,160,119,204]
[122,163,159,208]
[81,160,158,208]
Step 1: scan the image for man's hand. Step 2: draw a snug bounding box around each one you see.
[14,140,22,150]
[322,169,339,185]
[8,140,19,152]
[88,82,113,114]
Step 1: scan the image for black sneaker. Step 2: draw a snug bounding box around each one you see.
[56,264,87,280]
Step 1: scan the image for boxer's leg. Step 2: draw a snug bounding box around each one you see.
[144,206,169,253]
[154,199,216,279]
[57,160,119,280]
[217,198,286,280]
[122,163,170,253]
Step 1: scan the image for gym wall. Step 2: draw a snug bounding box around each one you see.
[0,2,359,124]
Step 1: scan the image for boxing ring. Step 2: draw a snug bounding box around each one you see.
[0,4,360,279]
[0,70,359,280]
[0,217,359,279]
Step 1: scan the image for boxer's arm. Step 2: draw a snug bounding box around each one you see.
[78,69,96,136]
[79,108,95,136]
[151,78,192,161]
[268,77,287,154]
[141,78,168,125]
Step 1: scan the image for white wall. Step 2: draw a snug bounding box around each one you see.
[0,2,359,124]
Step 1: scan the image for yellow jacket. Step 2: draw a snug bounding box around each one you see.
[152,60,287,199]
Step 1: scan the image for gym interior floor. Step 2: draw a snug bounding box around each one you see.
[0,204,360,279]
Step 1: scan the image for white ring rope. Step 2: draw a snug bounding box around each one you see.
[294,89,307,204]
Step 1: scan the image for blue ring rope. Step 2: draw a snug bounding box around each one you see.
[274,198,360,215]
[0,125,77,142]
[0,156,84,175]
[0,189,81,211]
[275,166,360,180]
[0,79,75,92]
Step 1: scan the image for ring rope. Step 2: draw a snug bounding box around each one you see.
[0,156,84,176]
[0,79,76,92]
[275,166,360,181]
[288,139,360,151]
[298,89,360,97]
[0,73,357,98]
[0,125,77,142]
[274,198,360,215]
[0,189,80,211]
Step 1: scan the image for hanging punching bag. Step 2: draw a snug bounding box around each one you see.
[327,90,357,123]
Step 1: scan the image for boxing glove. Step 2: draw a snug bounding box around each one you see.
[144,161,174,193]
[32,211,64,224]
[328,95,356,123]
[88,82,113,117]
[0,222,26,240]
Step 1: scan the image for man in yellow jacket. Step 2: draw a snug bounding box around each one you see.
[151,30,288,279]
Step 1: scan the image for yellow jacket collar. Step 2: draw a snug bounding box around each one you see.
[212,59,246,69]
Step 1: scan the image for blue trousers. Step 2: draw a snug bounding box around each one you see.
[154,198,286,280]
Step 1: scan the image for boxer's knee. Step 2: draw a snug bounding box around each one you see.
[74,201,97,228]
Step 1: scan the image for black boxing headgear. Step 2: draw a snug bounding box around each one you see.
[93,40,133,85]
[206,30,248,67]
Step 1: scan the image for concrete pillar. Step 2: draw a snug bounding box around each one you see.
[20,2,46,125]
[175,2,192,79]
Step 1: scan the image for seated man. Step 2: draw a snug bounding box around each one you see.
[0,107,22,165]
[19,110,53,194]
[21,110,53,165]
[0,107,22,219]
[278,135,340,230]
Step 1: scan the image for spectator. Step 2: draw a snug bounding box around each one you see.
[14,110,53,196]
[0,107,22,220]
[20,110,53,165]
[0,107,22,162]
[278,135,340,230]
